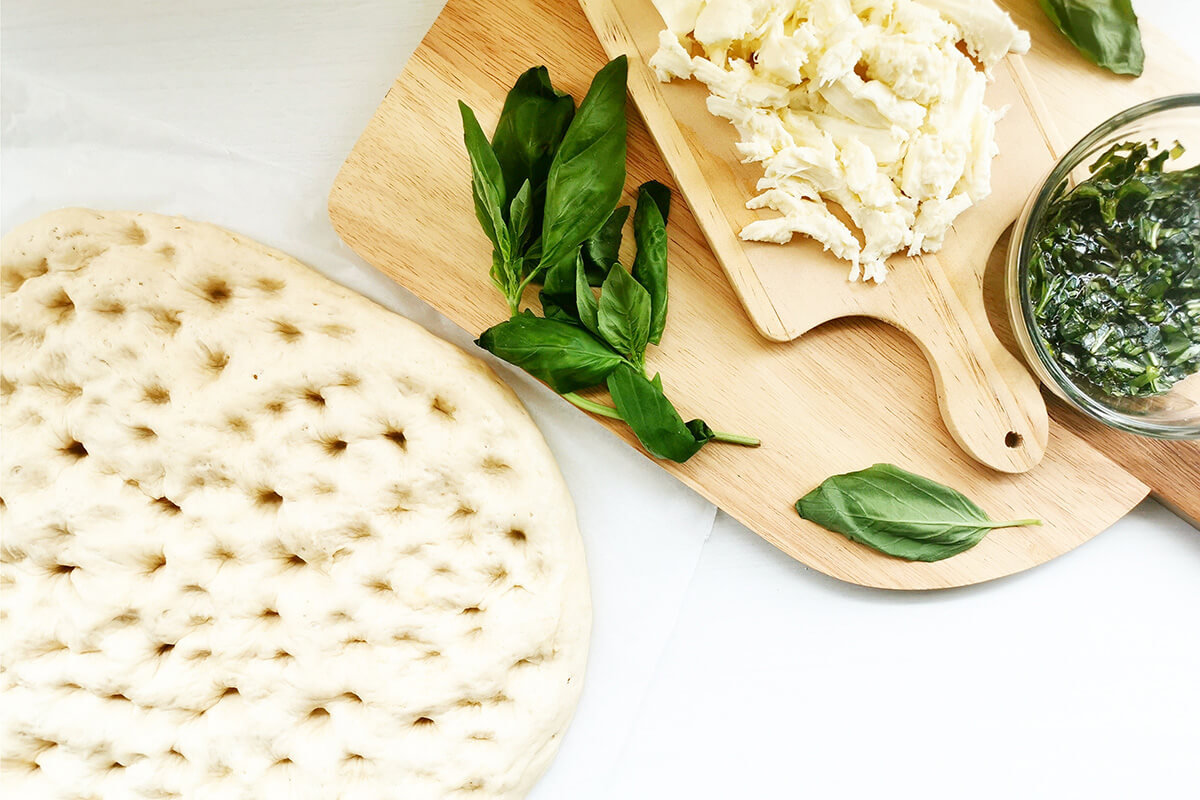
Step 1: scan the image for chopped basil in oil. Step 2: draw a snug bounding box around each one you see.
[1030,140,1200,397]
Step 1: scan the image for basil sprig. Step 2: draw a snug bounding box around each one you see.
[461,58,758,462]
[1039,0,1144,76]
[796,464,1040,562]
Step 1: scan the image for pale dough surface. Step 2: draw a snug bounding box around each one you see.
[0,209,591,799]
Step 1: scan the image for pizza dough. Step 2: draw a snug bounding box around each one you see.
[0,209,591,799]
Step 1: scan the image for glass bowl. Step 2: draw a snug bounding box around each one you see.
[1007,94,1200,439]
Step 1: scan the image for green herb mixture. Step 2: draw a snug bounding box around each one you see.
[460,57,757,462]
[1030,140,1200,398]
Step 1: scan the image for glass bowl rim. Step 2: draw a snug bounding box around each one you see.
[1014,92,1200,439]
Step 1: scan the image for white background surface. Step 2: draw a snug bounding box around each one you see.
[3,1,1199,798]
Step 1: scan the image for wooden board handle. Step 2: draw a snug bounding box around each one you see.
[870,254,1049,472]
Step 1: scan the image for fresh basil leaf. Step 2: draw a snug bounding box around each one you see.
[575,254,600,335]
[488,251,510,307]
[538,293,579,325]
[532,252,597,330]
[537,56,629,284]
[582,205,630,285]
[477,312,623,393]
[509,179,534,249]
[540,248,578,312]
[640,180,671,222]
[492,67,576,204]
[685,418,715,444]
[795,464,1040,562]
[523,238,543,265]
[598,264,652,366]
[631,181,671,345]
[459,101,511,262]
[606,363,710,462]
[1039,0,1144,76]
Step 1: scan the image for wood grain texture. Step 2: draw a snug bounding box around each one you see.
[328,0,1191,589]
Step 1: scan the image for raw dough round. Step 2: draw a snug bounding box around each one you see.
[0,209,590,799]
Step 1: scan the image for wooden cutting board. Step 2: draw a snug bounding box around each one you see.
[580,0,1051,475]
[329,0,1196,589]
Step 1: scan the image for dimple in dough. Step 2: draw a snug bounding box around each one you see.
[0,209,591,800]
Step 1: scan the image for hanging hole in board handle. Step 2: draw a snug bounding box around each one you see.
[874,253,1049,473]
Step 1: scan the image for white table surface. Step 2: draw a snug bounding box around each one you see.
[3,2,1199,797]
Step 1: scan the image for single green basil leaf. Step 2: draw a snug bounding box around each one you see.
[631,181,671,345]
[534,253,595,329]
[1039,0,1144,76]
[607,363,708,462]
[459,101,511,262]
[582,205,630,285]
[523,238,543,267]
[794,463,1040,563]
[539,246,579,313]
[685,418,714,444]
[491,67,576,204]
[538,293,580,325]
[488,250,510,304]
[538,56,629,284]
[509,179,534,249]
[575,254,600,335]
[477,312,623,394]
[598,264,652,365]
[640,179,671,222]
